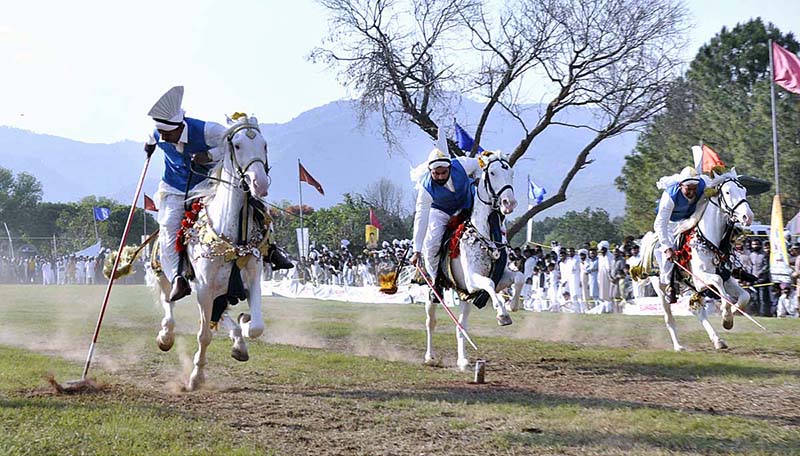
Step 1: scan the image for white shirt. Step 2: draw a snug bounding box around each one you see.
[412,157,482,252]
[654,177,709,250]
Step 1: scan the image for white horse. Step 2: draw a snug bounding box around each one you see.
[155,115,271,390]
[635,170,753,351]
[424,151,525,371]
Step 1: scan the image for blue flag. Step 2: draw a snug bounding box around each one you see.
[454,122,484,153]
[93,206,111,221]
[528,179,546,205]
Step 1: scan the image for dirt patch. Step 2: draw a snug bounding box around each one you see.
[16,340,799,455]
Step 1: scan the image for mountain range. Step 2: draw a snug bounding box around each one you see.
[0,97,636,220]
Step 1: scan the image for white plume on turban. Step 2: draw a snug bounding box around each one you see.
[148,86,185,131]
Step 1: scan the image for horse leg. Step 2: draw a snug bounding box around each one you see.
[156,272,176,352]
[456,298,472,371]
[652,277,684,351]
[424,300,441,366]
[220,310,249,362]
[240,259,265,338]
[693,303,727,350]
[466,273,511,326]
[722,278,750,332]
[695,271,735,331]
[502,270,525,312]
[187,287,214,391]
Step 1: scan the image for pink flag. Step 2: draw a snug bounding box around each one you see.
[369,208,383,230]
[773,42,800,95]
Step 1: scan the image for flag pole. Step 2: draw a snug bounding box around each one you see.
[93,209,99,242]
[298,159,306,275]
[526,175,533,243]
[769,39,781,196]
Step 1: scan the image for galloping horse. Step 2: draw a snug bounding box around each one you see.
[634,170,753,351]
[154,115,271,390]
[424,151,525,370]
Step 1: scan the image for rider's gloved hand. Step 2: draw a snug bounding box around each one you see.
[144,134,157,158]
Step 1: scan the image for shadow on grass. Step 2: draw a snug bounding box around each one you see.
[308,385,800,428]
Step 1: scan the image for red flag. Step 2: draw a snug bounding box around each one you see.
[299,162,324,195]
[701,144,725,174]
[773,42,800,95]
[369,208,383,230]
[144,194,158,212]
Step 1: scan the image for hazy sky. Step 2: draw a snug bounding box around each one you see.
[1,0,798,144]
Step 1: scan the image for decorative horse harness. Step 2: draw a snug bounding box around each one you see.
[181,121,273,269]
[442,155,514,308]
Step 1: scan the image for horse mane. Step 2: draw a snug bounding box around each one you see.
[707,168,738,187]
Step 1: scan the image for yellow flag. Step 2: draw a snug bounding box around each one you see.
[770,194,793,283]
[365,224,379,249]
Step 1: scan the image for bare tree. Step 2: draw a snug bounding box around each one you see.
[312,0,688,237]
[362,178,409,218]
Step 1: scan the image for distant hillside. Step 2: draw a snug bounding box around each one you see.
[0,98,636,220]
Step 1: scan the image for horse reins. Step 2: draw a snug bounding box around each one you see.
[475,156,514,210]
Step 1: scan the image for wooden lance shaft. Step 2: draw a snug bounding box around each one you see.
[414,263,478,351]
[672,261,766,331]
[81,155,152,380]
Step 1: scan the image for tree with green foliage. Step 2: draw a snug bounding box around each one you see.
[0,166,43,237]
[509,208,622,248]
[617,18,800,236]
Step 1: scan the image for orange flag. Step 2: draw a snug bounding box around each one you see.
[701,144,725,174]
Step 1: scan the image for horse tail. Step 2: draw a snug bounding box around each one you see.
[630,231,658,281]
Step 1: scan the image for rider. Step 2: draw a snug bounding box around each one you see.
[145,86,292,302]
[409,146,482,302]
[653,166,709,301]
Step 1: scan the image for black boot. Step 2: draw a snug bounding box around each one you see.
[169,275,192,302]
[429,284,444,303]
[267,244,294,270]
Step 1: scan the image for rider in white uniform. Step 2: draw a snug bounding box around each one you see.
[653,166,710,301]
[145,86,227,302]
[410,147,481,302]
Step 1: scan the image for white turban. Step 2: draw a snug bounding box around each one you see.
[598,241,610,250]
[148,86,185,131]
[427,148,451,170]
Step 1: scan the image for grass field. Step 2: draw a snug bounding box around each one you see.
[0,284,798,455]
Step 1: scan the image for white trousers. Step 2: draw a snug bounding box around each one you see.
[654,248,674,285]
[157,193,193,281]
[422,208,453,281]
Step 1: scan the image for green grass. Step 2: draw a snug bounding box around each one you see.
[0,284,798,455]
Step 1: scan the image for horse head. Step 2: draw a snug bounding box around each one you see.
[710,168,753,226]
[478,151,517,215]
[222,115,270,198]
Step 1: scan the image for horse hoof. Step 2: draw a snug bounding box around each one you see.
[714,338,728,350]
[722,316,734,330]
[496,315,513,326]
[673,345,685,352]
[231,348,249,362]
[157,334,174,352]
[457,360,470,372]
[238,313,251,324]
[424,357,442,367]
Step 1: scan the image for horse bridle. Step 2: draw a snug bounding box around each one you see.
[709,178,748,223]
[225,123,270,191]
[190,123,271,190]
[476,156,514,210]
